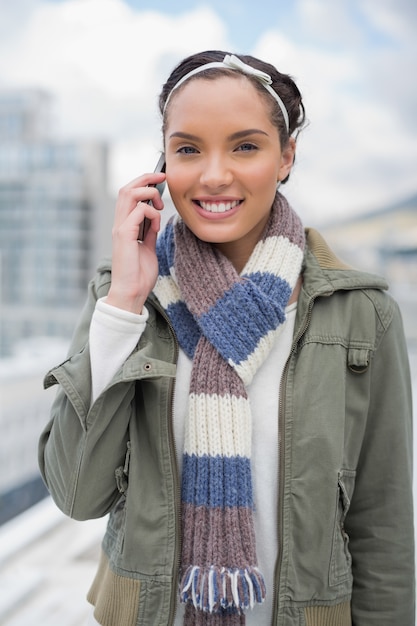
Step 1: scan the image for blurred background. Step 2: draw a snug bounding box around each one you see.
[0,0,416,624]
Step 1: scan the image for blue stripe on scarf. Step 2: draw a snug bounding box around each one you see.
[182,454,254,508]
[156,220,175,277]
[198,277,290,366]
[242,270,292,299]
[166,301,200,358]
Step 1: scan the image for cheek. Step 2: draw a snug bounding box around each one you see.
[238,154,279,189]
[245,170,279,208]
[249,160,280,185]
[166,166,191,196]
[165,176,181,204]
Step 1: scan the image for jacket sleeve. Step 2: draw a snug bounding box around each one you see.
[345,297,415,625]
[38,268,139,521]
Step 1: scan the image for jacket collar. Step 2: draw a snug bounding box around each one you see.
[302,227,389,299]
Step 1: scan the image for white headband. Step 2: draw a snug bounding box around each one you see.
[163,54,290,133]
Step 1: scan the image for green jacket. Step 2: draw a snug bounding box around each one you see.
[39,229,415,626]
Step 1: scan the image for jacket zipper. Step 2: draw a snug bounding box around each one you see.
[271,292,332,624]
[151,299,181,626]
[167,371,181,626]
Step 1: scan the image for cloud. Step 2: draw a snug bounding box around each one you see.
[296,0,364,46]
[0,0,231,186]
[0,0,415,222]
[362,0,417,40]
[252,2,417,222]
[0,0,228,134]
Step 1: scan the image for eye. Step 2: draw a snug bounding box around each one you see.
[235,142,258,152]
[177,146,199,154]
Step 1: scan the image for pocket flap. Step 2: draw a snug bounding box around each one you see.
[347,347,370,373]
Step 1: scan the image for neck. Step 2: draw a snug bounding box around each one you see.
[214,241,250,274]
[214,217,270,274]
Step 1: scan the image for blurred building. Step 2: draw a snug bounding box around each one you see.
[0,89,113,357]
[321,194,417,343]
[0,89,113,524]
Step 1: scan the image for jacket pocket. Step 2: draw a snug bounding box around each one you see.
[115,440,131,495]
[106,495,127,555]
[108,441,131,555]
[329,469,356,587]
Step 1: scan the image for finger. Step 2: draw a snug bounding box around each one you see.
[139,205,162,240]
[113,202,162,243]
[114,186,164,225]
[141,223,158,249]
[122,171,166,192]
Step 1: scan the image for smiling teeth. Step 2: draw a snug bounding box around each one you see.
[199,200,240,213]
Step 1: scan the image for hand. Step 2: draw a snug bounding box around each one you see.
[106,171,166,314]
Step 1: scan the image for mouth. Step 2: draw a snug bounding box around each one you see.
[194,199,242,214]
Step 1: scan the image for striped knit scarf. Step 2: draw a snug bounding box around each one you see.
[154,193,305,625]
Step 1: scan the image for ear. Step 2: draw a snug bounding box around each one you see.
[278,137,296,182]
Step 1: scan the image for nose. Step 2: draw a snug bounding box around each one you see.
[199,154,233,189]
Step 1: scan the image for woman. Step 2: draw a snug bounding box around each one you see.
[39,50,415,626]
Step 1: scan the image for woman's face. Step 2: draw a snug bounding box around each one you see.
[164,75,295,268]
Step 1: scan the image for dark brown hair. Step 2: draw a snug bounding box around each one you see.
[159,50,306,151]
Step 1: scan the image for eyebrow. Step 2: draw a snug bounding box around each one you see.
[168,128,269,141]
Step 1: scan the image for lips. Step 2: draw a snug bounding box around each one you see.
[196,199,241,213]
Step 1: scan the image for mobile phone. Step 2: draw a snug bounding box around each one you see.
[137,154,166,241]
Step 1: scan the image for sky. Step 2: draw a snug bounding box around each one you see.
[1,0,416,223]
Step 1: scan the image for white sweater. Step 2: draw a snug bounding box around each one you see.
[88,298,296,626]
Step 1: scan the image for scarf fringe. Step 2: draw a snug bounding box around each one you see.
[180,565,266,614]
